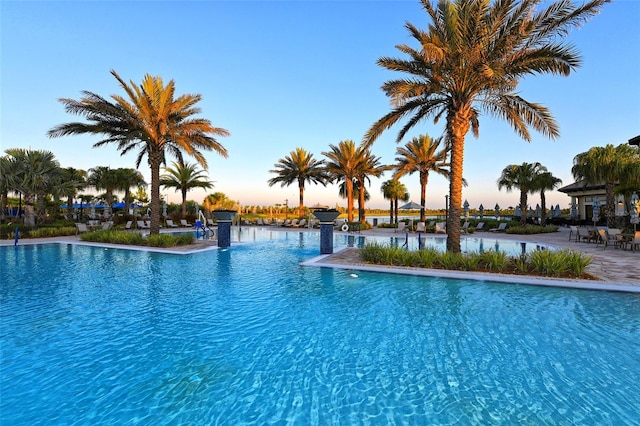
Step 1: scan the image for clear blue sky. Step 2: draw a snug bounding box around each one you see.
[2,0,639,211]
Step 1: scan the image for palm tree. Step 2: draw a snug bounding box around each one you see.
[204,192,235,212]
[339,179,371,222]
[497,162,547,226]
[0,153,19,222]
[116,168,147,214]
[267,148,328,218]
[572,143,638,228]
[363,0,607,252]
[322,140,364,222]
[48,70,230,234]
[393,135,448,222]
[87,166,120,215]
[355,148,389,224]
[534,171,562,223]
[381,179,409,224]
[60,167,87,219]
[160,161,214,217]
[4,148,63,226]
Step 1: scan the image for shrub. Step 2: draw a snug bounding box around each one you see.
[480,250,508,271]
[506,225,559,235]
[28,227,77,238]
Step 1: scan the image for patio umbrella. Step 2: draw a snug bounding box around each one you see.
[570,200,577,220]
[630,192,639,231]
[494,203,500,219]
[478,204,484,219]
[514,206,521,218]
[555,204,561,217]
[535,204,541,219]
[592,198,601,226]
[90,202,96,219]
[103,202,111,218]
[463,200,469,218]
[400,201,422,210]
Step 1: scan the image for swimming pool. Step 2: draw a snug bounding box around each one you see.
[2,232,639,424]
[188,227,551,256]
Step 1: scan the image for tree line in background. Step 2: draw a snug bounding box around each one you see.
[5,0,637,254]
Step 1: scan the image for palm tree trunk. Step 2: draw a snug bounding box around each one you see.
[149,151,162,235]
[540,190,547,223]
[298,182,304,218]
[519,191,527,226]
[446,110,470,253]
[181,187,188,217]
[420,172,428,223]
[394,198,399,225]
[24,192,36,227]
[389,199,393,224]
[358,178,366,224]
[605,181,616,228]
[346,179,354,222]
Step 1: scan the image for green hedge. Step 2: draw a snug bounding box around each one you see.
[359,242,592,278]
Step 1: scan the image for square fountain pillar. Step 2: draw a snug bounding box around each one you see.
[211,210,236,248]
[311,209,341,255]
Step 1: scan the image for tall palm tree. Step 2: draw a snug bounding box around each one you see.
[363,0,607,252]
[393,135,448,222]
[339,179,371,222]
[4,148,63,226]
[0,153,19,222]
[323,140,364,222]
[60,167,87,219]
[534,171,562,223]
[267,148,328,218]
[572,143,638,227]
[48,70,230,234]
[497,162,546,226]
[381,179,409,224]
[160,161,214,217]
[355,148,388,223]
[87,166,120,214]
[116,168,147,214]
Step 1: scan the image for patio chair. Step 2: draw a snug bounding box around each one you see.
[489,223,507,232]
[180,219,191,227]
[569,225,579,241]
[416,221,426,232]
[75,223,89,234]
[298,219,307,227]
[475,222,485,231]
[395,222,406,233]
[101,221,113,230]
[435,222,446,234]
[125,220,133,230]
[137,220,149,229]
[621,231,640,252]
[165,219,178,228]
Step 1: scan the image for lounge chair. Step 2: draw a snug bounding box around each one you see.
[166,219,179,228]
[427,221,435,227]
[75,223,89,234]
[137,220,150,229]
[621,231,640,252]
[298,219,307,228]
[101,221,113,230]
[489,223,507,232]
[461,222,470,234]
[435,222,446,234]
[180,219,192,227]
[416,221,426,232]
[395,222,406,233]
[125,220,133,230]
[475,222,485,231]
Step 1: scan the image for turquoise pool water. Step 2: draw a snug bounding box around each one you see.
[2,231,639,424]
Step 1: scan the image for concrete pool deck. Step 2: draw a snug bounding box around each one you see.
[3,225,638,292]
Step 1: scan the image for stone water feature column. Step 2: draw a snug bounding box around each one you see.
[311,209,341,254]
[211,210,237,248]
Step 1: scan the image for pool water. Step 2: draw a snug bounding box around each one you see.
[2,232,639,424]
